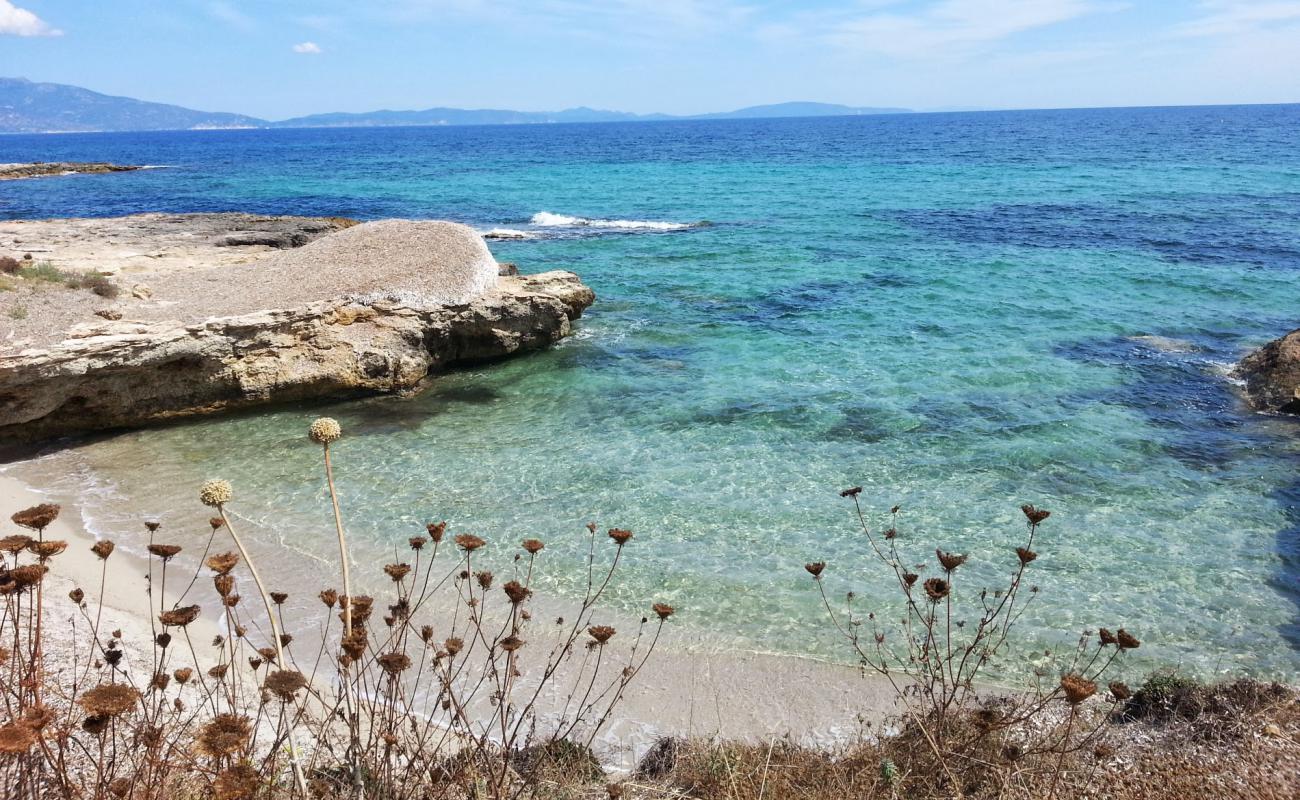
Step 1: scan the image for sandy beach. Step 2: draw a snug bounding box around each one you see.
[0,466,896,769]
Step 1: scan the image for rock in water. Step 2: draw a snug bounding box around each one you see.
[1238,327,1300,414]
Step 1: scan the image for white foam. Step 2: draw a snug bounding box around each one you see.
[529,211,695,231]
[480,228,537,240]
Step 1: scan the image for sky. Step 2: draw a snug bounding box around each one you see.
[0,0,1297,119]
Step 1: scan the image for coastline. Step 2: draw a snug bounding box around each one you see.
[0,464,898,767]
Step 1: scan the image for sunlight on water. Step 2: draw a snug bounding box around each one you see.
[3,106,1299,680]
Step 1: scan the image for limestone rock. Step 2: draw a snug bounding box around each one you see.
[0,271,594,442]
[1238,328,1300,414]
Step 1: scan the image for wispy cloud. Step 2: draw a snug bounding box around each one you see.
[831,0,1109,57]
[206,1,255,31]
[293,41,324,54]
[0,0,61,36]
[1172,0,1300,37]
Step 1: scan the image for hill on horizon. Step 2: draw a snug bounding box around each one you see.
[0,77,911,133]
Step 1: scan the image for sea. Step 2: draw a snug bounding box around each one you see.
[2,104,1299,681]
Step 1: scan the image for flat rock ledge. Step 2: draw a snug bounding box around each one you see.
[1238,327,1300,414]
[0,271,594,442]
[0,162,144,180]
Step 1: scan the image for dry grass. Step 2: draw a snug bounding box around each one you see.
[1,433,1296,800]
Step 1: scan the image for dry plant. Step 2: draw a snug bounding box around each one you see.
[0,418,671,799]
[806,492,1142,798]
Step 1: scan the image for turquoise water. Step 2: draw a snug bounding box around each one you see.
[3,106,1300,680]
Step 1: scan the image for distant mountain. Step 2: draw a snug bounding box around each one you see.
[0,77,265,133]
[273,106,672,128]
[694,101,910,119]
[0,77,911,133]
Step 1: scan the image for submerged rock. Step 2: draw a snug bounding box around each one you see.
[0,162,144,180]
[1238,327,1300,414]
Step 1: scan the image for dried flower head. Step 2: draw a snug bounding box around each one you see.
[206,552,239,575]
[444,637,464,656]
[902,572,919,588]
[1109,681,1132,701]
[69,587,85,604]
[214,575,235,597]
[91,540,116,559]
[1099,628,1118,646]
[384,563,411,582]
[108,777,131,798]
[26,540,67,561]
[455,534,485,552]
[264,670,307,699]
[1016,547,1038,565]
[150,672,171,692]
[476,570,494,589]
[588,625,616,645]
[214,764,259,800]
[499,635,525,653]
[160,605,201,627]
[0,722,36,754]
[936,549,967,572]
[923,577,950,602]
[197,713,252,757]
[156,632,172,648]
[144,520,161,533]
[1116,629,1140,650]
[653,602,675,620]
[147,543,182,561]
[839,487,862,498]
[502,580,531,604]
[805,561,826,578]
[80,684,140,717]
[378,652,412,675]
[199,480,233,507]
[174,667,193,685]
[341,632,367,660]
[1060,673,1097,705]
[319,589,338,607]
[308,417,342,444]
[408,536,427,551]
[9,564,48,589]
[426,521,447,542]
[1021,504,1051,525]
[608,528,633,545]
[209,517,225,531]
[521,538,545,555]
[0,534,32,553]
[12,503,60,531]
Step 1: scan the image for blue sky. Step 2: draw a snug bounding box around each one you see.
[1,1,1297,118]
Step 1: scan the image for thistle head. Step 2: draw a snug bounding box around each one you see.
[308,417,342,445]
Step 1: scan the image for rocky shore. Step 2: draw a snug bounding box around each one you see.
[0,213,594,443]
[0,161,144,180]
[1238,327,1300,414]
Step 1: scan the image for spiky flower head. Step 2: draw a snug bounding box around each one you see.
[455,534,485,552]
[653,602,675,620]
[1021,504,1051,525]
[159,605,201,628]
[12,503,59,531]
[923,577,950,602]
[377,652,412,675]
[805,561,826,578]
[1116,629,1141,650]
[206,552,239,575]
[608,528,633,545]
[264,670,308,699]
[197,713,251,757]
[91,540,115,560]
[80,684,140,717]
[308,417,342,444]
[588,625,616,645]
[522,538,545,554]
[936,549,967,572]
[499,635,525,653]
[1060,673,1097,705]
[199,480,233,508]
[1109,681,1132,701]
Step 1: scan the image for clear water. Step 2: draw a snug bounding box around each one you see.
[3,106,1300,681]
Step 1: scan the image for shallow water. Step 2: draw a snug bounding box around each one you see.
[3,105,1300,681]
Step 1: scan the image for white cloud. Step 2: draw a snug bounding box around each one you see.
[832,0,1108,57]
[1173,1,1300,38]
[293,41,324,54]
[0,0,61,36]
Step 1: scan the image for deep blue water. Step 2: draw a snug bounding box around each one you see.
[4,105,1300,680]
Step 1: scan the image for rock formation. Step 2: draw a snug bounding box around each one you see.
[1238,328,1300,414]
[0,217,594,442]
[0,162,144,180]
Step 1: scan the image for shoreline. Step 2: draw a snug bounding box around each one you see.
[0,466,899,767]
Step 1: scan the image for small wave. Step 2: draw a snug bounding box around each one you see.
[481,228,538,241]
[529,211,700,232]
